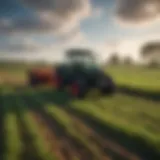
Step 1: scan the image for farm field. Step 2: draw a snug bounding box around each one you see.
[0,64,160,160]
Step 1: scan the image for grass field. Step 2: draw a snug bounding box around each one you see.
[0,64,160,160]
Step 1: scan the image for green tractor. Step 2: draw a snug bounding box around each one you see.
[54,48,116,98]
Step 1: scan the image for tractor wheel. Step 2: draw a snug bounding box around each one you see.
[99,75,116,96]
[70,79,88,99]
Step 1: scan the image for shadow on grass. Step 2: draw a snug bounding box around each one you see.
[118,85,160,102]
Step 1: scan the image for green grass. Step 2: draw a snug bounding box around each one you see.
[15,97,58,160]
[1,64,160,91]
[3,113,23,160]
[27,90,102,159]
[46,105,102,159]
[107,65,160,91]
[0,64,160,159]
[70,94,160,154]
[2,94,23,160]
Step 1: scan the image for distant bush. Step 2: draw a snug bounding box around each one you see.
[108,54,120,65]
[148,61,160,68]
[123,56,133,65]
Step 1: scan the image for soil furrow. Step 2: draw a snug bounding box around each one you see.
[21,92,140,160]
[31,109,95,160]
[17,115,41,160]
[30,111,71,160]
[63,107,141,160]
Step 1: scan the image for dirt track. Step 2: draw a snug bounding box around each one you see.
[65,109,141,160]
[26,107,142,160]
[17,91,144,160]
[31,111,98,160]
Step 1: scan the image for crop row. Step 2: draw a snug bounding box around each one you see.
[2,94,23,160]
[27,89,103,159]
[69,97,160,159]
[1,92,58,160]
[0,88,160,160]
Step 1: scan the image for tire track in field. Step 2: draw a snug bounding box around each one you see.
[62,107,141,160]
[30,111,74,160]
[21,90,139,160]
[21,92,109,160]
[31,109,98,160]
[34,91,138,160]
[21,94,83,160]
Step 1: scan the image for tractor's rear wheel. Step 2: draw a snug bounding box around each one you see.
[99,75,116,96]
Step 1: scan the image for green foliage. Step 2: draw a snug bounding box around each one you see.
[108,53,120,65]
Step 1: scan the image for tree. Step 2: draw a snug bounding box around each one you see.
[148,60,160,68]
[141,41,160,64]
[109,53,120,65]
[123,56,133,65]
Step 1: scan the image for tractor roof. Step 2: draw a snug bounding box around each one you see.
[66,48,95,58]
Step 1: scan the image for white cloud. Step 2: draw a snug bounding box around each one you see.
[0,37,41,53]
[0,29,91,62]
[115,33,160,61]
[115,0,160,26]
[0,0,92,35]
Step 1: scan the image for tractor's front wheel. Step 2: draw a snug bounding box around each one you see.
[70,79,88,99]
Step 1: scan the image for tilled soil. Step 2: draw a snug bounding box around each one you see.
[19,93,143,160]
[31,110,98,160]
[63,107,141,160]
[28,106,141,160]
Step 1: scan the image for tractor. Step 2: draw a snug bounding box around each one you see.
[28,48,116,98]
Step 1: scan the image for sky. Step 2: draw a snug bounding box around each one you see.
[0,0,160,63]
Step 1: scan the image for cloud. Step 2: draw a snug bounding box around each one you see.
[0,37,42,53]
[57,29,87,45]
[0,0,91,35]
[114,33,160,61]
[0,29,89,63]
[115,0,160,26]
[0,17,50,34]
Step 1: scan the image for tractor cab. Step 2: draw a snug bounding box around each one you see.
[60,48,103,85]
[65,48,98,71]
